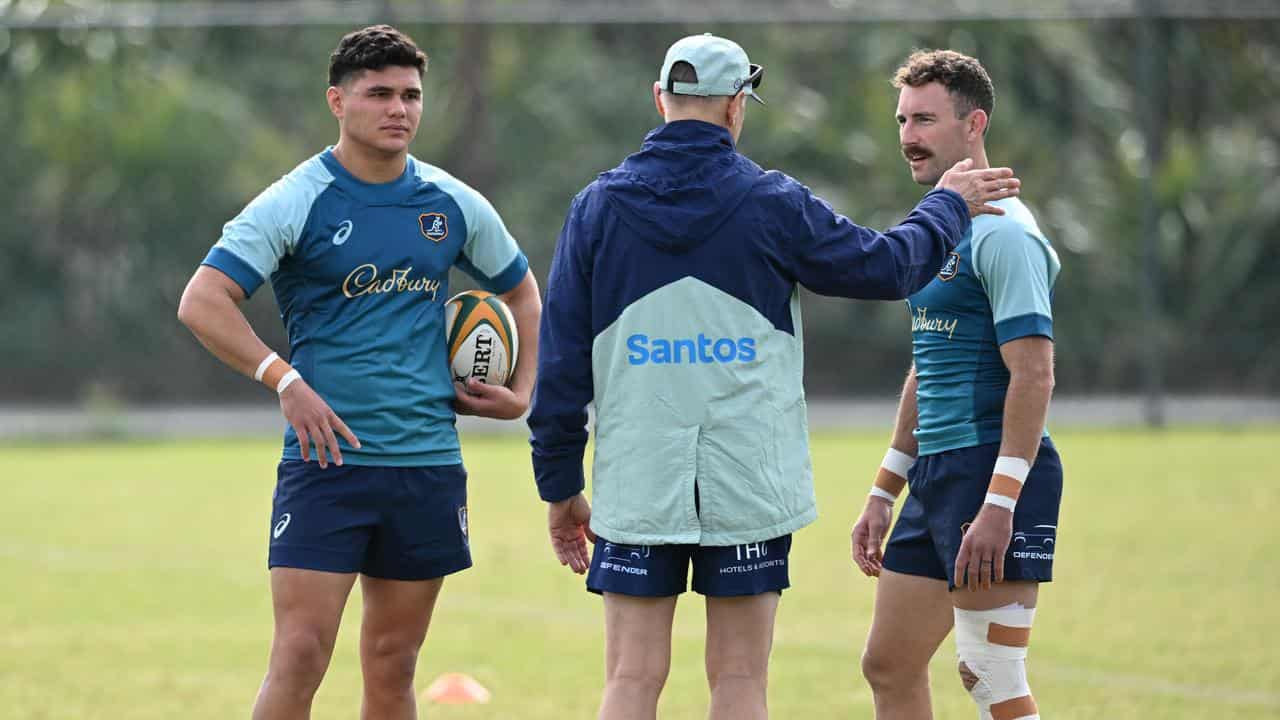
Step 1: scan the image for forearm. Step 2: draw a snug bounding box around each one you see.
[870,365,919,503]
[530,430,588,502]
[997,371,1053,464]
[501,271,542,402]
[527,338,591,502]
[984,342,1054,511]
[890,365,920,457]
[528,357,589,501]
[792,188,968,299]
[868,188,970,299]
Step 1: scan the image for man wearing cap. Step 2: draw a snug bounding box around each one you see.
[528,34,1020,719]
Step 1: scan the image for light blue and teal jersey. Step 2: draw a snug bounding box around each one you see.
[907,197,1060,456]
[202,149,528,466]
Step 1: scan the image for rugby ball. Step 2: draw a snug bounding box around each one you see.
[444,290,518,387]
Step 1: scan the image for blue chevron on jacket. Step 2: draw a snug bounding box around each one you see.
[528,120,969,546]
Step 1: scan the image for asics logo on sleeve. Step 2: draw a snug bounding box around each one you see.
[626,333,757,365]
[332,220,354,245]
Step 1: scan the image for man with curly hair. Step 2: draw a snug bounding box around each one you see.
[852,49,1062,720]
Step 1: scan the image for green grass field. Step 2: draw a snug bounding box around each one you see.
[2,428,1278,719]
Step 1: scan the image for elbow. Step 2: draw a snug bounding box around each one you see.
[1037,376,1056,399]
[176,285,207,333]
[1009,365,1054,396]
[1026,369,1055,397]
[176,291,195,329]
[889,272,932,301]
[903,275,932,298]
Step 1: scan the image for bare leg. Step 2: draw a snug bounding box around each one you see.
[253,568,358,720]
[358,575,445,720]
[704,592,780,720]
[861,570,954,720]
[598,593,678,720]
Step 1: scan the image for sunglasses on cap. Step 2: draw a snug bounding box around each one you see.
[738,64,766,105]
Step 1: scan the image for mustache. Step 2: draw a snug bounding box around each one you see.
[901,144,933,159]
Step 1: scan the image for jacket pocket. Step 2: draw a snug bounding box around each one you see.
[696,417,789,535]
[592,411,699,540]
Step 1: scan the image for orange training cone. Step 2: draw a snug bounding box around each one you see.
[421,672,492,704]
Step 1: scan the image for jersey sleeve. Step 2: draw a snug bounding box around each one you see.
[201,175,316,297]
[452,186,529,295]
[973,222,1061,345]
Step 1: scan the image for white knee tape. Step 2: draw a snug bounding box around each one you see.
[954,604,1038,719]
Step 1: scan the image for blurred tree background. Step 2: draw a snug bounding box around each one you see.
[1,1,1277,404]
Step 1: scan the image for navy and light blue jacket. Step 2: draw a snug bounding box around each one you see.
[528,121,970,546]
[907,196,1061,455]
[203,148,528,466]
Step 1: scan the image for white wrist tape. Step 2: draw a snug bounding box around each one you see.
[984,493,1019,511]
[869,487,899,503]
[986,456,1032,510]
[870,448,915,503]
[253,352,280,382]
[993,456,1031,482]
[276,369,301,394]
[881,447,916,478]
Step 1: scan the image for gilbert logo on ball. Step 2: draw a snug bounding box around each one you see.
[444,290,518,386]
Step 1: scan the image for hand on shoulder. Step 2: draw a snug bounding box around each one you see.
[936,158,1021,218]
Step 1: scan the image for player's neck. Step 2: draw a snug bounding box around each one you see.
[332,140,407,184]
[966,144,991,171]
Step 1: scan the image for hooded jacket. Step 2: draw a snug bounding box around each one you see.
[529,120,969,546]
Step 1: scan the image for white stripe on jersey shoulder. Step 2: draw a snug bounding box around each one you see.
[214,153,336,279]
[970,196,1055,281]
[259,153,337,255]
[411,157,485,228]
[411,155,519,279]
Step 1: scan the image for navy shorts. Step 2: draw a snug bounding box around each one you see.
[883,438,1062,589]
[268,461,472,581]
[586,535,791,598]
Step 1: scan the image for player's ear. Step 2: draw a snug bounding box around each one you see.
[327,85,344,119]
[727,93,744,130]
[968,109,989,140]
[653,82,666,118]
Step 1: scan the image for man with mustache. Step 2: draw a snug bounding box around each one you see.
[851,50,1063,720]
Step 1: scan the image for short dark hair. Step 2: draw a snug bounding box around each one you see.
[892,49,994,119]
[328,25,428,87]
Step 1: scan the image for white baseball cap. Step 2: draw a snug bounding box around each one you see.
[659,33,765,105]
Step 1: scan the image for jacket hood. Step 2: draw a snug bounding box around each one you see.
[598,120,758,253]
